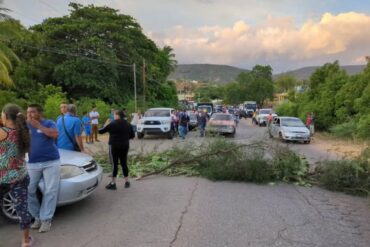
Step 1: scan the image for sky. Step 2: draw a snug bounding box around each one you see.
[3,0,370,72]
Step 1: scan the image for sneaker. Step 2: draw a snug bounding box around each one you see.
[39,220,52,233]
[105,183,117,190]
[30,218,41,229]
[124,181,130,188]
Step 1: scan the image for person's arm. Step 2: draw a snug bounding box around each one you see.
[73,119,84,152]
[29,119,58,139]
[98,122,111,134]
[0,128,7,141]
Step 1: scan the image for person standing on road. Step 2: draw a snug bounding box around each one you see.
[56,104,84,152]
[197,110,208,137]
[99,110,135,190]
[306,112,315,136]
[178,109,190,140]
[90,106,100,142]
[0,104,33,247]
[82,112,92,144]
[130,111,141,136]
[267,112,273,127]
[26,104,60,233]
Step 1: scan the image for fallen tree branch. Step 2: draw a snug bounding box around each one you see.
[135,142,265,180]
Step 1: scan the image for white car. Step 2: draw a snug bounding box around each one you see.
[1,149,103,222]
[136,108,175,139]
[256,108,277,126]
[269,117,311,143]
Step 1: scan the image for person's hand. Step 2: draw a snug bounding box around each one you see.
[28,118,41,129]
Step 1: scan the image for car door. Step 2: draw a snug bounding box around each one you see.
[271,118,279,137]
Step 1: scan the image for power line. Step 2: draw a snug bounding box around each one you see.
[1,38,134,68]
[37,0,65,16]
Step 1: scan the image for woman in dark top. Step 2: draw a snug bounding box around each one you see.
[99,110,134,190]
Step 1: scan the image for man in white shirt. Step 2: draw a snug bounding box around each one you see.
[89,107,100,142]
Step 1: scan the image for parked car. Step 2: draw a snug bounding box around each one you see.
[269,117,311,143]
[136,108,175,139]
[206,113,236,137]
[1,149,103,222]
[188,112,199,131]
[256,108,277,126]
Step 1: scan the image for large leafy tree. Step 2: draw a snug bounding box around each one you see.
[236,65,274,106]
[19,3,176,104]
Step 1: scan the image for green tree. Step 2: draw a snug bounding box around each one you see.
[275,74,297,93]
[237,65,274,106]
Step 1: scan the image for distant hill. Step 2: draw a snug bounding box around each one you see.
[169,64,367,83]
[275,65,367,80]
[168,64,249,84]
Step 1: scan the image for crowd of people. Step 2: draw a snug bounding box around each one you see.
[0,103,135,246]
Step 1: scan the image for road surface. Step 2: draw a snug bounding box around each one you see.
[1,119,369,247]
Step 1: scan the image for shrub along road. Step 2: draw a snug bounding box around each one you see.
[1,119,369,247]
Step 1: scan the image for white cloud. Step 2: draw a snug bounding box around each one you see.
[150,12,370,71]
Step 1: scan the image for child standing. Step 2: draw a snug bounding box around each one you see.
[82,112,92,144]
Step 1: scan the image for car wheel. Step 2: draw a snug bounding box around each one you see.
[231,131,236,138]
[137,133,144,139]
[1,192,20,223]
[305,140,311,144]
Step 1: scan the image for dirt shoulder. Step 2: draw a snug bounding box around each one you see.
[313,133,369,159]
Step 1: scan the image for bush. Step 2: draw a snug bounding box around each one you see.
[329,121,357,139]
[356,114,370,139]
[317,148,370,196]
[44,94,67,121]
[0,90,28,111]
[271,145,308,185]
[275,101,298,117]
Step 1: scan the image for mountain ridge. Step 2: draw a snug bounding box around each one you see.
[169,64,367,83]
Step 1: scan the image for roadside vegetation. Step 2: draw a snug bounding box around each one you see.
[0,3,178,117]
[95,138,369,197]
[276,61,370,140]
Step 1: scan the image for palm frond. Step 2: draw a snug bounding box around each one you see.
[0,60,13,86]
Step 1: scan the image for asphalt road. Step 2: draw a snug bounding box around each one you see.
[1,119,369,247]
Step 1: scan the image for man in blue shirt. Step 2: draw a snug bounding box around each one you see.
[56,104,84,152]
[26,104,60,233]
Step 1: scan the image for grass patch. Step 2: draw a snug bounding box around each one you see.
[315,148,370,196]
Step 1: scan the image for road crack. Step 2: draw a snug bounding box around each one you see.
[169,178,199,247]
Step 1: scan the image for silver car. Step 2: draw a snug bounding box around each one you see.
[269,117,311,143]
[256,108,277,126]
[1,149,103,221]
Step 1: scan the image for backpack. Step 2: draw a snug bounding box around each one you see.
[180,113,189,126]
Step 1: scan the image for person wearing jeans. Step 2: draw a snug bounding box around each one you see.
[27,104,60,233]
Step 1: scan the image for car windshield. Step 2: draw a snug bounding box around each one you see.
[144,110,170,117]
[198,106,212,113]
[281,118,306,127]
[260,109,272,114]
[211,114,232,121]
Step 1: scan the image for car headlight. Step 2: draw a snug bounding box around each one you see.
[60,165,84,179]
[161,120,171,125]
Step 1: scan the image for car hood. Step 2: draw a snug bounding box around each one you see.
[141,116,171,121]
[58,149,94,167]
[281,126,309,134]
[259,113,277,117]
[209,120,235,126]
[26,149,94,167]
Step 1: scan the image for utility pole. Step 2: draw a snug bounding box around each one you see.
[133,63,137,112]
[143,59,146,108]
